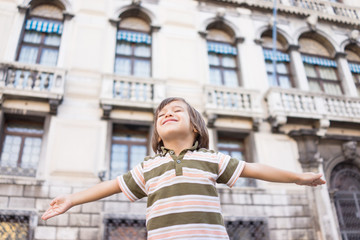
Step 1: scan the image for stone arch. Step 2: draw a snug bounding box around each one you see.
[256,25,293,48]
[260,28,290,50]
[295,28,339,57]
[24,0,72,12]
[201,17,242,41]
[113,4,158,27]
[343,42,360,62]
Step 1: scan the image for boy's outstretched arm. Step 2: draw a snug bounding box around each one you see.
[41,179,121,220]
[240,162,326,186]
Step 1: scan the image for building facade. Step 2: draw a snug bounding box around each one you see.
[0,0,360,239]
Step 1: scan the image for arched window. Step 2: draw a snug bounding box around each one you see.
[345,44,360,96]
[114,13,152,78]
[16,4,64,66]
[299,33,342,95]
[330,163,360,239]
[261,30,292,88]
[206,23,239,87]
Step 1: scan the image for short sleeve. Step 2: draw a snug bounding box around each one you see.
[216,152,245,188]
[117,163,147,202]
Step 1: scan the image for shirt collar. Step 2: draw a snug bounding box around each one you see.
[160,141,199,156]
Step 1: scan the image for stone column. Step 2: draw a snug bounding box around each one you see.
[287,45,309,91]
[335,52,358,97]
[289,129,341,240]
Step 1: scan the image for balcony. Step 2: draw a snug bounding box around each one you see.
[212,0,360,25]
[266,87,360,125]
[0,62,66,114]
[204,85,263,123]
[99,74,166,117]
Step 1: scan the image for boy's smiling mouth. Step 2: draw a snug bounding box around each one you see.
[162,119,178,125]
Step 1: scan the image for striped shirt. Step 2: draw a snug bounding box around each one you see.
[117,142,245,240]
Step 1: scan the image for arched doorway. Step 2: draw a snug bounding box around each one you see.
[331,163,360,239]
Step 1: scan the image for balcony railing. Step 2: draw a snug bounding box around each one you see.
[204,85,262,118]
[0,62,66,100]
[100,74,166,116]
[215,0,360,25]
[266,87,360,123]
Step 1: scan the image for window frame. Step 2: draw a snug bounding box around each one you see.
[108,122,151,180]
[348,61,360,96]
[0,112,49,179]
[114,27,152,77]
[302,53,343,95]
[16,15,63,66]
[207,40,240,87]
[263,48,294,88]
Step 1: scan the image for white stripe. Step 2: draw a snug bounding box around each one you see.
[118,175,137,202]
[182,167,217,181]
[148,176,214,194]
[218,154,231,177]
[130,164,146,193]
[143,157,173,172]
[227,160,245,187]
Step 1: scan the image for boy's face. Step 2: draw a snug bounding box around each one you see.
[156,100,194,143]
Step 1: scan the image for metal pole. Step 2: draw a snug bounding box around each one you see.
[272,0,278,84]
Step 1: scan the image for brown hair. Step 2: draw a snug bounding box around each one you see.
[151,97,209,153]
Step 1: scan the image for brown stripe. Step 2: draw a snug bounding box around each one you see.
[122,171,147,199]
[147,182,218,207]
[217,158,240,185]
[147,211,225,231]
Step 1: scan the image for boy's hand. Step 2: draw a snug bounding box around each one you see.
[295,172,326,186]
[41,195,73,220]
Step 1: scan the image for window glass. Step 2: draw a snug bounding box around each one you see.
[115,58,131,75]
[304,64,317,78]
[208,53,220,66]
[222,56,236,68]
[323,82,342,95]
[309,80,322,92]
[40,48,58,66]
[318,66,337,80]
[134,60,150,77]
[44,34,61,46]
[18,46,38,64]
[277,62,288,74]
[116,42,132,55]
[23,31,42,44]
[279,75,291,88]
[223,70,238,87]
[134,44,151,57]
[209,68,222,85]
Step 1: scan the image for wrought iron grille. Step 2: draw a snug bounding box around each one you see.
[0,214,30,240]
[334,191,360,240]
[225,219,268,240]
[104,218,147,240]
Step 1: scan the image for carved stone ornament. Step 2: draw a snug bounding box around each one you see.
[342,141,358,161]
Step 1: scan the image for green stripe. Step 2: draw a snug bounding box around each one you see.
[122,171,147,199]
[147,212,225,231]
[217,158,240,185]
[144,161,175,181]
[182,159,218,174]
[147,182,218,207]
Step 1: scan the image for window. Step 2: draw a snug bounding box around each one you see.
[261,31,293,88]
[217,132,254,187]
[206,27,239,87]
[330,164,360,239]
[225,219,268,240]
[17,5,64,66]
[0,116,44,177]
[0,215,30,240]
[104,218,147,240]
[302,55,342,95]
[110,124,149,179]
[263,49,292,88]
[115,17,151,77]
[349,63,360,96]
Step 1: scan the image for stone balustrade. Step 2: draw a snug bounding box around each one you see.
[204,85,262,118]
[100,74,166,116]
[266,87,360,123]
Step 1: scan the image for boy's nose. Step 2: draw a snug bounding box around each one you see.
[165,111,174,117]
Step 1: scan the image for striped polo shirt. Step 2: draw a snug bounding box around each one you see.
[117,142,245,240]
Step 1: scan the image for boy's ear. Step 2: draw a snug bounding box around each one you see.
[158,137,162,142]
[193,128,198,133]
